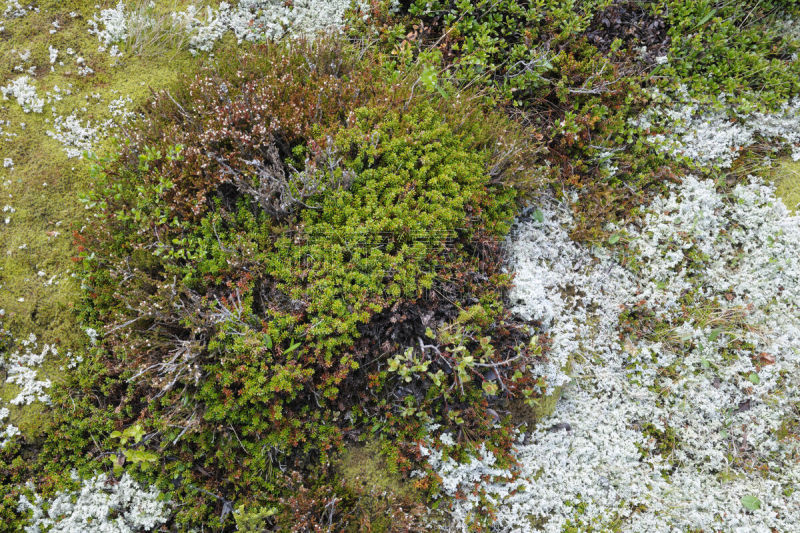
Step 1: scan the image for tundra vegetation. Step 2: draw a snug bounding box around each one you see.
[0,1,799,532]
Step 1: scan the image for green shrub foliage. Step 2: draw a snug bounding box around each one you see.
[11,2,799,530]
[67,39,539,529]
[380,0,800,237]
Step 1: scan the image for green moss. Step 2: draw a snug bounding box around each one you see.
[769,157,800,214]
[0,0,203,345]
[337,439,420,502]
[776,404,800,443]
[642,422,679,458]
[509,382,564,424]
[508,356,573,425]
[334,439,427,532]
[0,1,208,443]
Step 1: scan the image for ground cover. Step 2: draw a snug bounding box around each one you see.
[0,1,799,531]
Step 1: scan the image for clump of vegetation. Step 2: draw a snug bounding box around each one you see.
[363,0,672,238]
[5,1,800,531]
[39,38,545,529]
[366,0,800,238]
[660,0,800,111]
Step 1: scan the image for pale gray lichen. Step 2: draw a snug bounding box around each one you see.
[1,333,52,406]
[1,76,44,113]
[45,113,99,159]
[432,174,800,532]
[18,473,169,533]
[87,1,130,48]
[46,97,135,159]
[2,0,34,19]
[172,0,365,54]
[88,1,364,57]
[634,88,800,168]
[0,407,20,449]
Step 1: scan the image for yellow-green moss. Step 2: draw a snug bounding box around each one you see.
[508,356,573,425]
[337,439,421,502]
[335,439,427,532]
[769,157,800,214]
[0,0,207,440]
[508,383,565,425]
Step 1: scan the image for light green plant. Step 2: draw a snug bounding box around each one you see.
[109,423,158,473]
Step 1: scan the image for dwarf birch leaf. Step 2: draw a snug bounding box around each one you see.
[741,495,761,511]
[420,66,438,92]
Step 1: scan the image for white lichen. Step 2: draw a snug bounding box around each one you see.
[3,0,33,19]
[45,114,100,159]
[1,76,44,113]
[88,0,363,56]
[18,473,170,533]
[173,0,364,54]
[433,174,800,532]
[87,1,129,48]
[0,407,20,449]
[634,89,800,168]
[1,333,53,405]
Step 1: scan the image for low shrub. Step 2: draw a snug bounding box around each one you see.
[367,0,669,238]
[58,38,543,529]
[660,0,800,111]
[369,0,800,239]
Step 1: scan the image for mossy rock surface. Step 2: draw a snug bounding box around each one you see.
[507,357,573,426]
[508,383,567,426]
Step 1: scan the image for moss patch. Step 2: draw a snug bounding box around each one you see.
[769,157,800,214]
[337,440,419,502]
[335,439,428,531]
[508,356,573,426]
[0,0,204,441]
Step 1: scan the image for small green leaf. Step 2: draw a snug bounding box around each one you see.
[708,328,722,342]
[420,66,438,92]
[284,341,301,355]
[608,233,621,245]
[124,449,158,464]
[748,372,760,385]
[532,209,544,223]
[123,423,146,444]
[741,494,761,511]
[482,381,499,396]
